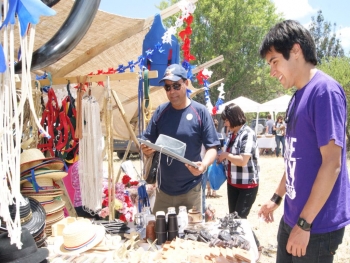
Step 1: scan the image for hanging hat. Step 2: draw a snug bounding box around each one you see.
[155,134,186,157]
[20,148,65,173]
[0,228,49,263]
[0,196,46,239]
[55,220,105,255]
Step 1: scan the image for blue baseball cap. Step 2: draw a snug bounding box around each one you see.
[159,64,188,84]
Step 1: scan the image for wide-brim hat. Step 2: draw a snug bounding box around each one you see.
[26,194,65,215]
[43,199,65,215]
[0,228,49,263]
[46,209,65,225]
[55,221,105,255]
[21,177,63,194]
[159,64,188,84]
[1,196,47,239]
[20,170,67,184]
[20,159,66,176]
[20,148,63,172]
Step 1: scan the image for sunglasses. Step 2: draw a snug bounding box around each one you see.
[164,82,183,92]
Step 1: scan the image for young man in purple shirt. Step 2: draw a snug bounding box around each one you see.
[258,20,350,263]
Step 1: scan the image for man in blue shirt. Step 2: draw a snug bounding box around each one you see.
[141,64,220,214]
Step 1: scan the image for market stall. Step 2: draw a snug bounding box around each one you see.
[0,1,262,263]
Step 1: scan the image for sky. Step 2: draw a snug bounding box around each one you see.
[99,0,350,54]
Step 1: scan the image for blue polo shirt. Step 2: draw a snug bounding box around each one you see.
[142,100,220,195]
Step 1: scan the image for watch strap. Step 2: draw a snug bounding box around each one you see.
[297,217,313,231]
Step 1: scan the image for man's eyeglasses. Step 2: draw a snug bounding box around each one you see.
[284,91,297,123]
[164,82,183,92]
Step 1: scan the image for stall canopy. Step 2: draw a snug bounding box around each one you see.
[259,94,291,117]
[217,96,261,114]
[14,0,221,141]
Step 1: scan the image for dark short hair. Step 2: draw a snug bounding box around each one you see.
[259,20,317,65]
[221,103,246,127]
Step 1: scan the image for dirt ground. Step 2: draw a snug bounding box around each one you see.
[114,154,350,263]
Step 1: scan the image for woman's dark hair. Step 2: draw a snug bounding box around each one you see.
[221,103,246,127]
[277,115,283,121]
[259,20,317,65]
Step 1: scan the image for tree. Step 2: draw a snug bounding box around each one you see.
[158,0,283,104]
[309,10,345,64]
[317,56,350,146]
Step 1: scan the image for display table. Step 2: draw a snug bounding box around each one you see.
[257,136,276,151]
[46,218,258,262]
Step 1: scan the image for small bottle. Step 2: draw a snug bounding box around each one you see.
[142,206,152,228]
[166,207,176,222]
[178,206,188,233]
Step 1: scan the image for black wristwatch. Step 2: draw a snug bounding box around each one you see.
[297,217,313,231]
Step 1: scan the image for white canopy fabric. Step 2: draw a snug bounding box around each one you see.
[217,96,261,114]
[259,94,291,115]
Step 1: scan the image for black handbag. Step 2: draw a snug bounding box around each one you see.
[143,151,160,184]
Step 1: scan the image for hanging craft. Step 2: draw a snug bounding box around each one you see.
[78,92,103,214]
[212,83,225,115]
[0,0,56,248]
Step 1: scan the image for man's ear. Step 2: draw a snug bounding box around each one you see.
[184,79,189,86]
[291,43,301,57]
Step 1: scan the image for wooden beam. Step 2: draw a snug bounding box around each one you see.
[190,78,225,98]
[192,55,224,74]
[144,0,198,28]
[16,70,158,88]
[51,0,198,77]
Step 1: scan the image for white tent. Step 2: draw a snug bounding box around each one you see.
[217,96,261,114]
[259,94,292,119]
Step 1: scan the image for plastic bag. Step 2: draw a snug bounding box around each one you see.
[208,162,226,190]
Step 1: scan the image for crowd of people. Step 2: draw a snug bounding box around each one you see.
[141,19,350,263]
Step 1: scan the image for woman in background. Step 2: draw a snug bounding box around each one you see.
[217,103,260,218]
[273,115,285,157]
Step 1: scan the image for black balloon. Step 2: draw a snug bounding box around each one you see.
[15,0,101,73]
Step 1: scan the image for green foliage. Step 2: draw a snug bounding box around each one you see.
[309,10,345,64]
[317,57,350,146]
[158,0,283,104]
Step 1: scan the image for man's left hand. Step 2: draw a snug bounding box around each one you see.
[185,162,206,176]
[286,225,310,257]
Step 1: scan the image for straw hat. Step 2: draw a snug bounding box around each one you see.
[20,148,62,172]
[21,177,62,193]
[55,220,105,255]
[20,170,67,184]
[32,195,65,215]
[20,159,66,176]
[0,196,46,238]
[0,228,49,263]
[46,209,65,225]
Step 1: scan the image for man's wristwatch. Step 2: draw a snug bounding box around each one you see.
[297,217,313,231]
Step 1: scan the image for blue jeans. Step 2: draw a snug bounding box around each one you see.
[275,135,285,157]
[276,217,345,263]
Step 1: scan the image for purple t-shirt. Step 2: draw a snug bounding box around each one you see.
[284,70,350,234]
[143,100,220,195]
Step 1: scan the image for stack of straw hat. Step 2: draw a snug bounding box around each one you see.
[20,148,67,236]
